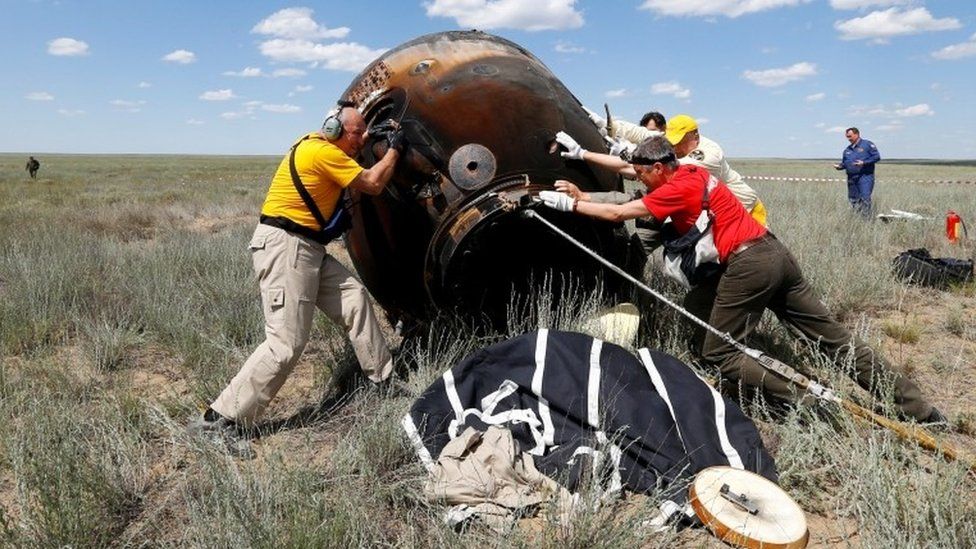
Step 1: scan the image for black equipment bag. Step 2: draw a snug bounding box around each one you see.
[892,248,973,288]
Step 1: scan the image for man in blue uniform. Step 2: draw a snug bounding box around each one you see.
[834,127,880,217]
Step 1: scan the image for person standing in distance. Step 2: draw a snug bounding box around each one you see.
[26,156,40,179]
[190,101,407,455]
[834,127,880,217]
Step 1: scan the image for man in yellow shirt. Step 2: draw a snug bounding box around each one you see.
[191,103,405,455]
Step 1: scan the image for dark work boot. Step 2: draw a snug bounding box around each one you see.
[186,408,255,459]
[919,407,950,432]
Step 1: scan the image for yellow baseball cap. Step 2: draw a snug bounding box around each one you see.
[665,114,698,145]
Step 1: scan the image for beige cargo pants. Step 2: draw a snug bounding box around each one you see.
[212,224,393,425]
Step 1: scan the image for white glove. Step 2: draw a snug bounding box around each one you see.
[582,106,608,137]
[538,190,575,212]
[606,137,636,159]
[555,131,586,160]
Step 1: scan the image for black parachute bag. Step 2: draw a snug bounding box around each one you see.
[892,248,973,288]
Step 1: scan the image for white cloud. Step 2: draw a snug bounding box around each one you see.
[258,39,386,72]
[220,101,265,119]
[849,104,881,116]
[835,8,960,42]
[894,103,933,117]
[252,7,350,40]
[932,33,976,60]
[805,92,826,102]
[252,8,386,73]
[261,103,302,113]
[162,49,197,64]
[742,62,817,87]
[829,0,908,9]
[696,117,710,125]
[26,91,54,101]
[48,37,89,56]
[57,109,85,117]
[824,125,847,133]
[849,102,934,118]
[220,101,263,120]
[814,122,826,128]
[639,0,810,19]
[137,81,152,88]
[199,89,236,101]
[223,67,264,77]
[186,118,204,125]
[288,84,314,97]
[425,0,583,31]
[651,81,691,99]
[272,68,307,78]
[554,41,585,54]
[875,121,904,131]
[110,99,147,112]
[605,88,628,98]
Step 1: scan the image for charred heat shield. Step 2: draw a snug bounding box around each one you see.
[340,30,642,326]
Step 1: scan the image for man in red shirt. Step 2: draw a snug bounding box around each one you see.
[538,135,941,424]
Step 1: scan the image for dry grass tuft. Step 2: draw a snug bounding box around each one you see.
[882,318,922,344]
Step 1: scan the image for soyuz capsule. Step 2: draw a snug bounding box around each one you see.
[341,30,641,325]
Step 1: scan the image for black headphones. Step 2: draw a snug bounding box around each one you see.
[322,99,357,141]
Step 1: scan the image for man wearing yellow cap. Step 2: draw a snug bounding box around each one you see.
[664,115,767,226]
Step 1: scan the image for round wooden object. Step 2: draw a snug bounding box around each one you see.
[689,466,809,549]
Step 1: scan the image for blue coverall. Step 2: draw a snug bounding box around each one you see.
[836,138,880,216]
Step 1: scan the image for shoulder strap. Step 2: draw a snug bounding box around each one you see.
[701,175,718,212]
[288,135,330,230]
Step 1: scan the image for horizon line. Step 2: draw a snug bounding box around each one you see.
[3,151,975,162]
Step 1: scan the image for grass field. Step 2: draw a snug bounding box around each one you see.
[0,152,974,547]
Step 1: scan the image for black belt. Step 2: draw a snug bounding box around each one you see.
[731,233,774,256]
[259,215,332,244]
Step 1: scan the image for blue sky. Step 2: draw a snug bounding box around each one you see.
[4,0,976,158]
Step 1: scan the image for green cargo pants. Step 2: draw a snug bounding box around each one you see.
[700,235,931,421]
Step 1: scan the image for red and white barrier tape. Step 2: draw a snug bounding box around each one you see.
[743,175,976,185]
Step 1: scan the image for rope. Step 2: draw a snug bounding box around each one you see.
[743,175,976,185]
